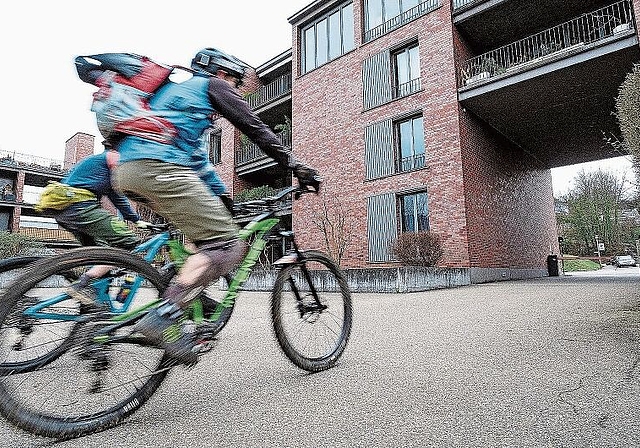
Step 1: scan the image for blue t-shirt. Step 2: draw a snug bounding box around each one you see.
[63,152,140,222]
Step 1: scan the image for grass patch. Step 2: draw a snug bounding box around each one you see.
[561,259,601,272]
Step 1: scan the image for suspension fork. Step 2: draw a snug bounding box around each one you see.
[282,236,324,310]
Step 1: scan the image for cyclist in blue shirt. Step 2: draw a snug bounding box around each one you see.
[36,149,151,308]
[109,48,320,365]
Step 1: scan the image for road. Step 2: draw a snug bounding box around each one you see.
[1,268,640,447]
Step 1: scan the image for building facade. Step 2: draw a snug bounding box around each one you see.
[16,1,636,281]
[204,0,640,282]
[1,132,96,246]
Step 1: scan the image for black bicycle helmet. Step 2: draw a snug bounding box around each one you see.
[191,48,247,81]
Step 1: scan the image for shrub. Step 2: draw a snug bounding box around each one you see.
[393,231,444,267]
[0,231,43,259]
[235,185,278,203]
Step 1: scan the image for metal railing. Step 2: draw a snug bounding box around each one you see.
[364,0,441,42]
[459,0,635,87]
[246,73,292,110]
[235,131,292,166]
[393,78,422,99]
[0,149,64,172]
[399,153,426,172]
[452,0,481,10]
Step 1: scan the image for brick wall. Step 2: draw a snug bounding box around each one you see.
[291,2,472,269]
[458,108,558,269]
[64,133,95,169]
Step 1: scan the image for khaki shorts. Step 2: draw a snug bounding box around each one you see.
[113,160,238,244]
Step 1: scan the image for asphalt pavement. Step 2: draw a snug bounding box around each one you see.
[1,267,640,447]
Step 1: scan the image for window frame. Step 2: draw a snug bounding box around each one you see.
[363,0,440,42]
[208,128,222,165]
[394,113,425,173]
[391,42,421,98]
[301,2,355,74]
[398,190,430,233]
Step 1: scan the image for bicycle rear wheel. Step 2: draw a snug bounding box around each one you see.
[0,256,81,372]
[0,247,170,440]
[271,250,352,372]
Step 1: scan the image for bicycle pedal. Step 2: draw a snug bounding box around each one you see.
[193,337,218,354]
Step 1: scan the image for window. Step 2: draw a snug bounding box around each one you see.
[364,113,425,180]
[393,44,420,98]
[399,191,429,232]
[364,0,440,42]
[301,3,354,74]
[208,128,222,165]
[362,44,421,109]
[396,115,425,172]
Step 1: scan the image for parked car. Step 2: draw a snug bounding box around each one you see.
[613,255,637,268]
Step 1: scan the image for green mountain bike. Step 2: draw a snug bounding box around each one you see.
[0,185,352,440]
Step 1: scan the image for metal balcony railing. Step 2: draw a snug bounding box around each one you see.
[246,74,292,110]
[452,0,481,10]
[393,78,422,99]
[364,0,441,42]
[235,131,292,166]
[0,149,64,172]
[399,153,426,172]
[459,0,636,87]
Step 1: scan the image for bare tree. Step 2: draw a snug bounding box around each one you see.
[616,63,640,185]
[311,193,352,266]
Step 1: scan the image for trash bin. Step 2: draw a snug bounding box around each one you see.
[547,254,559,277]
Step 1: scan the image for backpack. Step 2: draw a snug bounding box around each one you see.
[34,181,97,212]
[75,53,177,145]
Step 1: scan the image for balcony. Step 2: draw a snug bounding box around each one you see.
[456,0,640,168]
[246,74,292,111]
[364,0,442,42]
[235,131,292,175]
[459,1,636,87]
[0,150,64,174]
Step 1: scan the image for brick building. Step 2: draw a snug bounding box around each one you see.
[0,132,95,246]
[204,0,640,283]
[16,0,637,283]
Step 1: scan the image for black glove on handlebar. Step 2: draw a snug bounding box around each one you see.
[292,163,321,192]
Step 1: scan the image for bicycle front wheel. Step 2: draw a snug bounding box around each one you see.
[271,250,352,372]
[0,247,170,440]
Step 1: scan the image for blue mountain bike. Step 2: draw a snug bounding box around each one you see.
[0,185,352,440]
[0,222,234,373]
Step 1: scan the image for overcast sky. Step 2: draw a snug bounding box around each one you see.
[0,0,310,159]
[0,0,632,196]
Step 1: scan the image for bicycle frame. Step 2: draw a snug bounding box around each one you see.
[22,229,180,321]
[21,185,304,326]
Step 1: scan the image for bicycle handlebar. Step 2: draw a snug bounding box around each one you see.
[142,223,171,233]
[233,183,319,215]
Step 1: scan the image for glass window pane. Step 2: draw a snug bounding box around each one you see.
[329,11,341,60]
[304,26,316,72]
[412,117,425,156]
[408,46,420,80]
[399,120,413,158]
[366,0,383,30]
[416,192,429,231]
[402,195,416,232]
[395,51,409,85]
[386,0,401,21]
[316,19,328,66]
[342,4,355,52]
[402,0,420,13]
